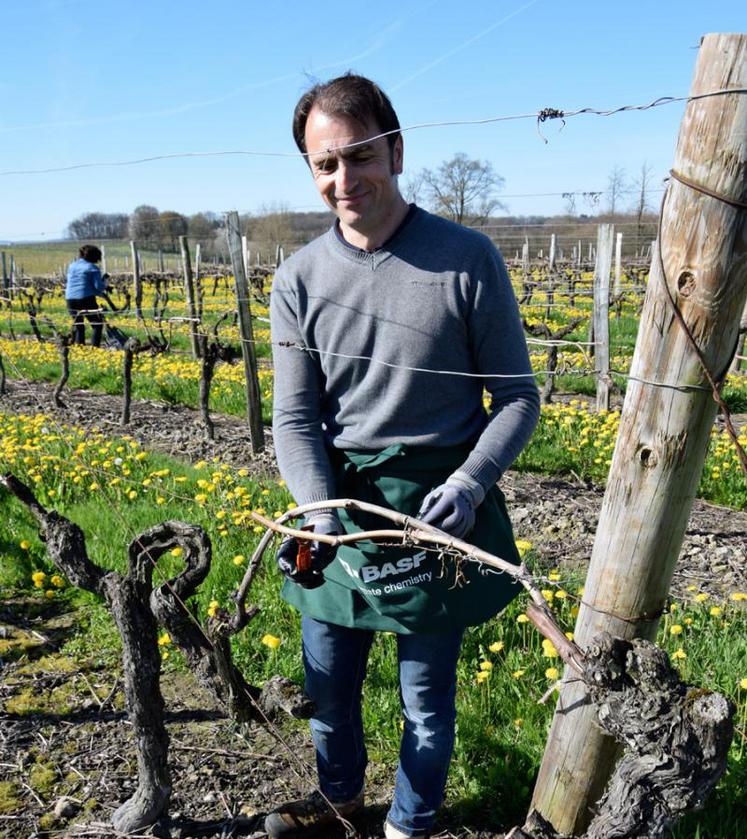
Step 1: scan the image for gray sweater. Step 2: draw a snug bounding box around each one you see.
[270,206,540,507]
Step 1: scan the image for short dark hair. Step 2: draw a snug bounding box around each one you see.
[79,245,102,263]
[292,73,401,157]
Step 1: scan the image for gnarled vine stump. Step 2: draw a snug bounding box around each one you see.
[0,474,312,833]
[511,634,734,839]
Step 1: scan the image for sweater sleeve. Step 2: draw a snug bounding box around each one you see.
[457,246,540,490]
[270,273,338,507]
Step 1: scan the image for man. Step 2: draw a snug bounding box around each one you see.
[266,74,539,839]
[65,244,107,347]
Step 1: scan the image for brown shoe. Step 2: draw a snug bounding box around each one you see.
[264,789,364,837]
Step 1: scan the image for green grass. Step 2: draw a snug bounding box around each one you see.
[5,241,184,276]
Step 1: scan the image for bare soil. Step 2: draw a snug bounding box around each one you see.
[1,381,745,838]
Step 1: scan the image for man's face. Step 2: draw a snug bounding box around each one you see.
[304,105,403,242]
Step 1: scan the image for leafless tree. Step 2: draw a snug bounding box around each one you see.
[402,170,427,205]
[419,153,506,225]
[67,211,129,240]
[245,202,294,256]
[632,162,655,251]
[606,166,628,216]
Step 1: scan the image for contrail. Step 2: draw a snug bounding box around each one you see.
[391,0,543,92]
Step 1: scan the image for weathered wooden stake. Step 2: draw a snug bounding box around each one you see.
[614,231,623,295]
[130,241,143,320]
[194,243,204,322]
[593,224,614,411]
[179,236,200,359]
[531,33,747,835]
[1,252,7,297]
[241,234,250,278]
[225,211,265,453]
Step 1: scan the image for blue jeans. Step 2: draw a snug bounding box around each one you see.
[301,616,464,836]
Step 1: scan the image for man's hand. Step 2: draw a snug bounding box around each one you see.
[275,512,342,589]
[417,472,486,540]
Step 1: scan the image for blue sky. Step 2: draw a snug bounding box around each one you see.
[1,0,744,241]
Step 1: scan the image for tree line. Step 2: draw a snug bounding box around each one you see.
[66,155,658,256]
[67,206,222,252]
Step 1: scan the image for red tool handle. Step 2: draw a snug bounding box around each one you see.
[296,524,314,572]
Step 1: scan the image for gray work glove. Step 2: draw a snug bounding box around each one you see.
[417,472,486,540]
[275,512,342,589]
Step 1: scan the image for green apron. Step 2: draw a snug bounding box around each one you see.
[282,444,522,634]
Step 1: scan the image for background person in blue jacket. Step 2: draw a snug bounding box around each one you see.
[65,244,107,347]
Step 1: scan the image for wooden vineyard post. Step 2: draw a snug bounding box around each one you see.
[1,252,7,303]
[530,33,747,835]
[614,231,623,296]
[194,243,203,322]
[130,240,143,320]
[101,245,107,276]
[729,296,747,374]
[242,234,250,278]
[179,236,200,359]
[593,224,614,411]
[225,211,265,453]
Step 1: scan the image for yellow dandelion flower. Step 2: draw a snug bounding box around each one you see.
[50,575,65,588]
[158,632,171,646]
[515,539,533,557]
[512,669,526,679]
[709,606,722,617]
[488,641,504,653]
[694,593,710,603]
[207,600,219,618]
[20,539,31,551]
[45,589,55,599]
[476,670,490,683]
[233,554,246,566]
[261,634,281,649]
[479,661,493,672]
[545,667,560,680]
[729,592,747,602]
[672,648,687,661]
[541,589,555,603]
[670,624,683,635]
[170,546,183,558]
[514,718,523,728]
[548,569,561,582]
[542,639,559,659]
[516,614,529,624]
[127,490,138,500]
[740,678,747,690]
